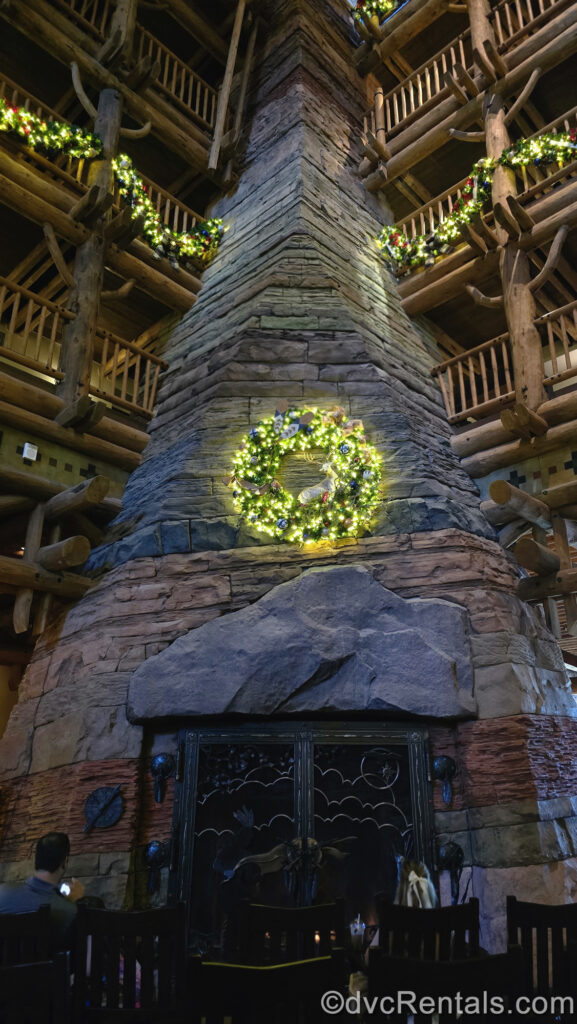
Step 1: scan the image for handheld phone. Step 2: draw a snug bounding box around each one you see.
[60,883,71,896]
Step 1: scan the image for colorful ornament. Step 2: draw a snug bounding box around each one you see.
[229,407,382,543]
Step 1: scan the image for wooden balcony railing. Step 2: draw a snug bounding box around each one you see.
[40,5,219,134]
[52,0,114,42]
[536,299,577,388]
[0,73,205,240]
[364,31,473,140]
[397,106,577,247]
[91,328,167,415]
[432,300,577,423]
[491,0,572,52]
[431,334,515,424]
[0,277,167,418]
[133,24,218,132]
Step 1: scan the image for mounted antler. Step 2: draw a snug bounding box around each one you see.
[71,62,98,120]
[505,68,542,126]
[120,120,152,139]
[528,225,569,292]
[465,284,504,309]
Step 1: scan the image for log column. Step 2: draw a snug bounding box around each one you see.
[57,88,123,405]
[468,0,545,410]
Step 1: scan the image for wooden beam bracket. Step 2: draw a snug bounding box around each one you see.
[121,56,161,92]
[506,196,534,233]
[453,63,479,97]
[69,185,114,225]
[443,71,469,105]
[493,201,521,239]
[54,396,107,431]
[104,209,145,248]
[42,223,74,287]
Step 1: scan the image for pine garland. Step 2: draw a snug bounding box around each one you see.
[353,0,401,21]
[0,98,224,269]
[113,154,224,268]
[0,96,102,159]
[378,129,577,273]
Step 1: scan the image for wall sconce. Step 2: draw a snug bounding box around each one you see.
[144,840,170,894]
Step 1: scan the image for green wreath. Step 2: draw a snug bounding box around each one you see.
[228,405,382,543]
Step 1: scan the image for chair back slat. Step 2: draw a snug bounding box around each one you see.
[507,895,577,999]
[73,903,187,1021]
[376,898,480,961]
[0,905,53,965]
[368,945,524,1024]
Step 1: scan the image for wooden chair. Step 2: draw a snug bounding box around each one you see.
[368,945,525,1023]
[507,895,577,1002]
[0,950,71,1024]
[193,954,341,1024]
[376,896,480,960]
[0,905,53,966]
[194,900,347,1023]
[72,904,187,1023]
[239,898,346,963]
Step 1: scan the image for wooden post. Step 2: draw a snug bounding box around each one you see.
[468,0,545,410]
[13,504,45,635]
[551,514,577,636]
[57,89,123,406]
[488,480,551,530]
[208,0,246,171]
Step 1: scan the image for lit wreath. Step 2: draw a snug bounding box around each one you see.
[227,404,382,543]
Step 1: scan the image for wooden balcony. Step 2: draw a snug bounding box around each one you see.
[431,300,577,424]
[394,108,577,259]
[0,277,167,420]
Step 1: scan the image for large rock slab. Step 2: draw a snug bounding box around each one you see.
[128,565,476,720]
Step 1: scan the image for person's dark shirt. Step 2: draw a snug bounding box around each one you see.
[0,876,77,949]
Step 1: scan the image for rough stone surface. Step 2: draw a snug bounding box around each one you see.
[129,564,476,719]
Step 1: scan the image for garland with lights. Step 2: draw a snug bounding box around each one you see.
[113,154,224,268]
[378,129,577,273]
[0,98,224,269]
[228,405,382,544]
[0,96,102,158]
[354,0,402,21]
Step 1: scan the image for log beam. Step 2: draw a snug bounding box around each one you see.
[488,479,551,530]
[514,537,560,575]
[44,477,110,520]
[500,403,548,440]
[0,152,196,312]
[13,504,45,634]
[208,0,246,171]
[0,555,93,599]
[0,400,140,471]
[36,535,91,571]
[0,371,148,454]
[518,568,577,602]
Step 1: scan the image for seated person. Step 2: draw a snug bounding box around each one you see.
[0,831,84,950]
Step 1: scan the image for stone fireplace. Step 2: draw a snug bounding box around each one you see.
[1,0,577,953]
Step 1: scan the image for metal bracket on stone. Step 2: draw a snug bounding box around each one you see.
[150,752,176,803]
[433,754,457,805]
